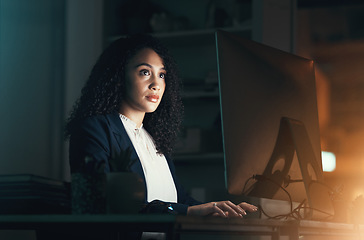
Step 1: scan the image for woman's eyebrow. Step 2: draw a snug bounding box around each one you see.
[135,62,166,71]
[135,63,152,68]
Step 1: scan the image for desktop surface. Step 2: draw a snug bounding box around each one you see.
[0,213,362,240]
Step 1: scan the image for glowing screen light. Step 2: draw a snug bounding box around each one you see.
[321,151,336,172]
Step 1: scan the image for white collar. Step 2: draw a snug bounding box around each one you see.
[119,114,143,130]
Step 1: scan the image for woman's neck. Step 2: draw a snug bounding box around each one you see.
[119,107,145,128]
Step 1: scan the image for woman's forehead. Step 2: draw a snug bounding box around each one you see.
[128,48,164,67]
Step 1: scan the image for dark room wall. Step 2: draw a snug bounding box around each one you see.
[0,0,65,179]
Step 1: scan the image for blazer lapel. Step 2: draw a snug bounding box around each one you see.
[106,112,146,183]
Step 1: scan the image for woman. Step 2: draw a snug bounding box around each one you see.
[65,34,257,217]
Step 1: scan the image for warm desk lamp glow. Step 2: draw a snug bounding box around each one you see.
[321,151,336,172]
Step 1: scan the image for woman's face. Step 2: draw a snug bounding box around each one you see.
[121,48,166,118]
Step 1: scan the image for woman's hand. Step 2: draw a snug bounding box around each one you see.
[187,201,258,218]
[238,202,258,213]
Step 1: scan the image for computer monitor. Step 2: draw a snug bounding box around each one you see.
[215,30,334,219]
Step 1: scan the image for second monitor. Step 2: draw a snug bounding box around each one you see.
[215,30,334,219]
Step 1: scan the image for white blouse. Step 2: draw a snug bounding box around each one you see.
[119,114,177,203]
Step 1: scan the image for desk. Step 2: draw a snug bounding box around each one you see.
[176,216,364,240]
[0,215,362,240]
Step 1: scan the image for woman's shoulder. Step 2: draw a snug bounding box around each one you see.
[80,112,119,124]
[72,112,121,133]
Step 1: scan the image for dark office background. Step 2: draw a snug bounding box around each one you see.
[1,0,364,239]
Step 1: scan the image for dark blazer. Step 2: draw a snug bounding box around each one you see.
[69,112,201,214]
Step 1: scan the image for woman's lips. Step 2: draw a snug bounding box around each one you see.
[146,95,159,103]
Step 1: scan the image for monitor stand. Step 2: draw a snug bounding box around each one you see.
[287,117,334,220]
[246,117,334,220]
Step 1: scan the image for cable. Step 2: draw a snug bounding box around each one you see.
[258,199,306,221]
[309,179,336,194]
[295,205,334,220]
[243,174,335,221]
[253,174,294,213]
[283,175,303,187]
[241,176,255,195]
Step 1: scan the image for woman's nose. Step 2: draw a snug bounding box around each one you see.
[150,83,160,91]
[150,76,161,91]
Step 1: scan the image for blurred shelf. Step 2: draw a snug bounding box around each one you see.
[153,25,251,38]
[182,89,219,98]
[108,25,252,46]
[154,26,252,46]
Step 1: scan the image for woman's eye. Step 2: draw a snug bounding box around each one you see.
[140,69,150,76]
[159,73,166,79]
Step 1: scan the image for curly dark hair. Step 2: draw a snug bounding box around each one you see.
[65,34,183,155]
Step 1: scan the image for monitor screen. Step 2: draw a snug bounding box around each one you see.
[215,30,333,219]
